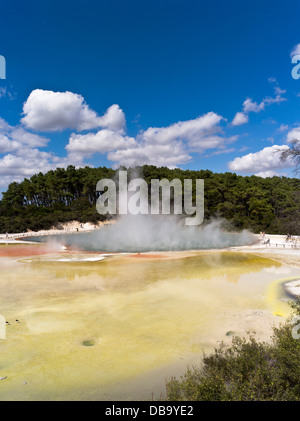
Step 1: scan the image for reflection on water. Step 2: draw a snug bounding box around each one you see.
[20,252,280,286]
[0,251,299,401]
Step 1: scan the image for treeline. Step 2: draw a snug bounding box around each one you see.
[0,165,299,234]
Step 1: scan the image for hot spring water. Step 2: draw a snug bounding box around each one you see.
[26,216,256,252]
[0,248,299,401]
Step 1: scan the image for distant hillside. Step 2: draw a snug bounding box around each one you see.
[0,165,299,234]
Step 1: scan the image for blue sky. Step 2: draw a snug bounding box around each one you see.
[0,0,300,191]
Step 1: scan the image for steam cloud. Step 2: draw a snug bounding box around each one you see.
[35,216,255,252]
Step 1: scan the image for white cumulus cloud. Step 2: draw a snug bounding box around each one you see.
[228,145,295,174]
[291,43,300,57]
[103,112,235,168]
[66,130,136,156]
[231,112,249,126]
[97,104,126,133]
[243,98,265,113]
[286,127,300,147]
[0,149,68,177]
[141,112,223,146]
[21,89,125,132]
[231,82,286,126]
[0,117,49,153]
[107,141,191,169]
[254,170,282,178]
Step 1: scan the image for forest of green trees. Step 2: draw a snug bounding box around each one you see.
[0,165,299,234]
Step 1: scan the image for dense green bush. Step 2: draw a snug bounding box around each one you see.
[165,300,300,401]
[0,164,299,234]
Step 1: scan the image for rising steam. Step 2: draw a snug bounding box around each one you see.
[36,215,255,252]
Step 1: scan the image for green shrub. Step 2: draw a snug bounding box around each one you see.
[165,299,300,401]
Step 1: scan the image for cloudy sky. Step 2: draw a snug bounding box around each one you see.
[0,0,300,191]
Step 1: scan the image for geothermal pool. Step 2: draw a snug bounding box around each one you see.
[25,217,256,252]
[0,247,299,401]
